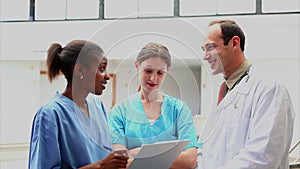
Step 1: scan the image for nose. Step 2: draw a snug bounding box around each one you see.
[150,72,157,81]
[105,72,110,81]
[203,52,210,61]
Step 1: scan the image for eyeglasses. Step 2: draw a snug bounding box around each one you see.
[201,43,217,52]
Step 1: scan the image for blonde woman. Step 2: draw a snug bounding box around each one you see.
[108,43,199,169]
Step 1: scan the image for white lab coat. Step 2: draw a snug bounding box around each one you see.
[198,66,295,169]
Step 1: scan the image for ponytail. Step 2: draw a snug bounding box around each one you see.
[46,40,104,83]
[46,43,62,82]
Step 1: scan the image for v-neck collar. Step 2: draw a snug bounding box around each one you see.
[132,93,166,125]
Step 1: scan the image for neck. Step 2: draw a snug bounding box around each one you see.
[140,89,163,103]
[224,54,246,78]
[63,83,90,119]
[63,83,88,107]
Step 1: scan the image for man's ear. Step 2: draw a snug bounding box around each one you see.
[232,36,240,49]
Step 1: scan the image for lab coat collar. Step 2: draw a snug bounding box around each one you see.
[219,66,255,108]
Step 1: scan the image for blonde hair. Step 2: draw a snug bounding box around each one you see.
[136,42,171,68]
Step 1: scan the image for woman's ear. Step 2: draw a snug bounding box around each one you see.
[135,61,140,71]
[74,63,84,79]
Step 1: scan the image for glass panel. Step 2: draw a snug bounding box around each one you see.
[0,0,30,21]
[139,0,174,17]
[262,0,300,13]
[217,0,256,14]
[35,0,66,20]
[104,0,138,18]
[66,0,99,19]
[180,0,217,16]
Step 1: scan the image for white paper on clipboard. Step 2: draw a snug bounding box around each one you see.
[127,140,190,169]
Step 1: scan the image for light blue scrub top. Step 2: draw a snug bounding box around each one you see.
[29,92,112,169]
[108,93,199,150]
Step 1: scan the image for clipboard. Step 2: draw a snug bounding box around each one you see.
[127,140,190,169]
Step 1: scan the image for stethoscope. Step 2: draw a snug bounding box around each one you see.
[199,67,251,144]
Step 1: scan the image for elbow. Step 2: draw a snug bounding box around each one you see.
[170,148,198,169]
[174,157,197,169]
[185,148,198,169]
[184,148,197,169]
[186,156,197,169]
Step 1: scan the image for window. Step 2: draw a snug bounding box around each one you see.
[104,0,138,18]
[67,0,99,19]
[35,0,66,20]
[35,0,99,20]
[139,0,174,17]
[217,0,256,14]
[262,0,300,13]
[2,0,299,22]
[180,0,217,16]
[104,0,174,18]
[1,0,30,21]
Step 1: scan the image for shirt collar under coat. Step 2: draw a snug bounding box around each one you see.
[219,64,256,108]
[225,60,252,92]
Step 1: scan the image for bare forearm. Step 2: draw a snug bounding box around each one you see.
[169,148,197,169]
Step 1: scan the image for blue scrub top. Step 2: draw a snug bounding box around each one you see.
[108,93,199,150]
[29,92,112,169]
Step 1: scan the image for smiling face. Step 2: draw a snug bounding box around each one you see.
[202,25,228,75]
[136,57,168,94]
[81,52,110,95]
[93,56,110,95]
[202,22,246,78]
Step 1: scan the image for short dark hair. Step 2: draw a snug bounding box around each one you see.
[209,20,246,51]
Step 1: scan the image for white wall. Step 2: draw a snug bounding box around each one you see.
[1,14,299,167]
[0,61,40,168]
[0,61,39,144]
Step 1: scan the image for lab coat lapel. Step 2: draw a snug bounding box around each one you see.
[221,67,255,107]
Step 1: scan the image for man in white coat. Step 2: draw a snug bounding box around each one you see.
[197,19,295,169]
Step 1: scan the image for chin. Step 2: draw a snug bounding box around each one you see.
[147,87,159,92]
[211,71,219,75]
[212,69,223,75]
[94,90,103,95]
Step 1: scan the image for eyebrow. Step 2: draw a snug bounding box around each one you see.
[205,42,217,47]
[204,43,216,47]
[143,66,167,71]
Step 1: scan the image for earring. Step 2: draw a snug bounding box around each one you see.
[80,75,83,79]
